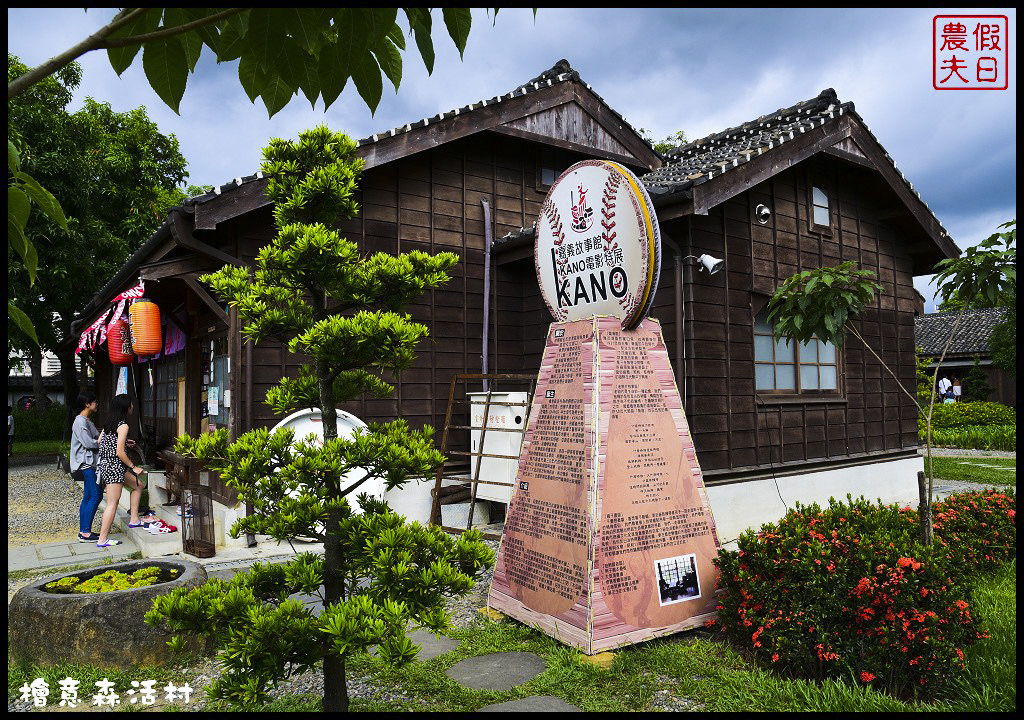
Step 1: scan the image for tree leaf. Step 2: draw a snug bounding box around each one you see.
[259,72,296,119]
[106,8,162,76]
[163,9,203,71]
[386,23,406,51]
[317,42,347,110]
[142,38,190,114]
[238,54,267,103]
[8,300,38,345]
[245,9,289,70]
[277,39,315,93]
[8,139,20,171]
[351,51,383,115]
[181,8,223,50]
[372,37,402,93]
[363,8,398,45]
[332,9,370,79]
[285,8,333,53]
[16,171,68,231]
[8,185,31,230]
[404,8,434,74]
[442,8,472,59]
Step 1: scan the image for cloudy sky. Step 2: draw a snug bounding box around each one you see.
[8,8,1016,311]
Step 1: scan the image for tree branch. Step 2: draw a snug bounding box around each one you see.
[8,8,150,99]
[847,324,921,412]
[100,8,244,49]
[8,8,243,100]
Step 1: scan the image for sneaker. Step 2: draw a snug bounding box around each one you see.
[78,532,100,543]
[96,539,122,548]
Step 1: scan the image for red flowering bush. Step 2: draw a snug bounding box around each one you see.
[712,490,1015,700]
[931,488,1016,579]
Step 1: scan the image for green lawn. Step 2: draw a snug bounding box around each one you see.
[10,439,66,456]
[926,456,1016,486]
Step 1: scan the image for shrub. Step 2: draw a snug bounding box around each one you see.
[922,425,1016,451]
[11,404,67,441]
[712,491,1016,700]
[931,489,1016,581]
[925,402,1016,430]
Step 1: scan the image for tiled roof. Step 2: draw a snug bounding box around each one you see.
[641,88,853,194]
[502,86,952,247]
[914,307,1010,355]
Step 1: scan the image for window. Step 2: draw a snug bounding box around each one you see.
[537,149,570,190]
[754,312,839,393]
[811,185,830,227]
[145,354,184,419]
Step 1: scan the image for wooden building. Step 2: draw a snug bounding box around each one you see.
[72,60,958,544]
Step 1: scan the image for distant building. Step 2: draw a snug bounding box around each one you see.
[915,307,1015,406]
[7,352,88,407]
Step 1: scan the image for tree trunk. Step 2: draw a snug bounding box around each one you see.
[28,345,52,414]
[916,471,933,545]
[57,342,81,438]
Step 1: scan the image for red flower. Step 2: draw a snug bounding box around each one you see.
[860,671,875,683]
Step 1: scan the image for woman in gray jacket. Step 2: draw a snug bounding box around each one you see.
[72,392,103,542]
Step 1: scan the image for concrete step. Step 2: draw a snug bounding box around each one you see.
[114,506,181,558]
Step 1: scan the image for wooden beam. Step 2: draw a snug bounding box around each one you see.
[573,85,663,170]
[652,193,695,221]
[192,179,272,231]
[487,125,646,169]
[140,254,223,281]
[172,212,243,267]
[359,83,575,170]
[822,145,876,171]
[183,274,228,325]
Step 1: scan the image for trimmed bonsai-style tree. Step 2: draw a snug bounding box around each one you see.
[146,126,494,711]
[765,220,1015,544]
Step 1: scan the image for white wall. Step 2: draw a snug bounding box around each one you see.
[706,456,923,548]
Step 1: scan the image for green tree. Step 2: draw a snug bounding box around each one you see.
[146,126,494,712]
[961,355,993,402]
[988,304,1016,371]
[639,128,689,154]
[7,53,187,419]
[915,346,936,409]
[766,222,1015,544]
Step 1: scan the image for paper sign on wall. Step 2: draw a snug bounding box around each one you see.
[208,387,219,416]
[116,367,128,396]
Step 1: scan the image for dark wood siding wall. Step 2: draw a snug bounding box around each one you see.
[675,156,919,480]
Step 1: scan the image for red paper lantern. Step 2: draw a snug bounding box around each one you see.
[130,298,162,355]
[107,316,135,366]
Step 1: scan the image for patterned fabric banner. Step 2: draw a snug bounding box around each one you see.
[75,280,145,355]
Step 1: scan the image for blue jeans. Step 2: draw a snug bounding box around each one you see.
[78,466,102,534]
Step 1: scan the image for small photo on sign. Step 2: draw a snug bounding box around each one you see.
[655,553,701,606]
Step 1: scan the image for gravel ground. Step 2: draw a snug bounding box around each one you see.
[8,459,88,549]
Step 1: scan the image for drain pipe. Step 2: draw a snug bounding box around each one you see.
[480,198,492,391]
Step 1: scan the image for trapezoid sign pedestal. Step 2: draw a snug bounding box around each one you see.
[488,316,722,654]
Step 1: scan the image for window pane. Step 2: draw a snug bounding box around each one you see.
[754,315,772,334]
[813,204,830,226]
[812,186,828,206]
[799,340,818,363]
[819,340,836,363]
[754,335,775,361]
[800,365,819,390]
[775,364,796,389]
[820,366,837,389]
[774,337,793,360]
[755,364,775,390]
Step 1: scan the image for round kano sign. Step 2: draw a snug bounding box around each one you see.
[535,159,661,330]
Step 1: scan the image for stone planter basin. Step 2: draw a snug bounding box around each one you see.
[9,559,208,669]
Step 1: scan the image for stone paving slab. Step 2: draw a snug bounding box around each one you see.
[8,536,137,573]
[446,652,547,691]
[478,695,581,712]
[407,627,460,661]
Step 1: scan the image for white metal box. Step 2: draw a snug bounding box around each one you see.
[468,391,529,504]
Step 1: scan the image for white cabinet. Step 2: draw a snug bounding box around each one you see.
[468,392,529,504]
